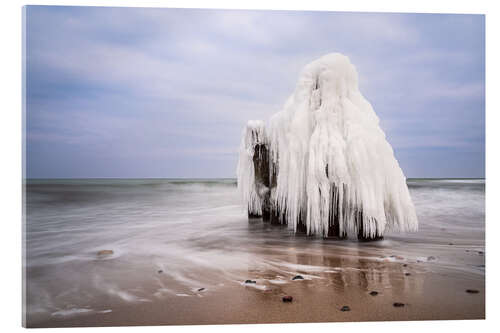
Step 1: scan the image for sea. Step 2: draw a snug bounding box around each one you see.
[23,178,485,323]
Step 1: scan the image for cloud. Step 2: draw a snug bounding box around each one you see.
[25,6,485,178]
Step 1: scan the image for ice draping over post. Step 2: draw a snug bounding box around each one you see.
[237,53,418,240]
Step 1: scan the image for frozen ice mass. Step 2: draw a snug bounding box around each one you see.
[237,53,418,240]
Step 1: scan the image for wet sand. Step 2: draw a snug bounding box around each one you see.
[28,248,485,327]
[24,179,485,327]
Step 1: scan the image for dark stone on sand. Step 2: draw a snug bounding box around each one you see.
[449,243,453,245]
[292,275,304,280]
[369,291,378,296]
[245,280,256,284]
[466,289,479,294]
[402,264,408,267]
[416,260,422,263]
[340,306,350,312]
[97,250,113,256]
[282,295,293,302]
[427,256,436,261]
[466,250,470,252]
[393,302,405,307]
[405,273,411,276]
[157,270,163,274]
[478,251,484,255]
[198,288,205,292]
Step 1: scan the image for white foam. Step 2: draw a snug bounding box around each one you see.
[240,281,267,290]
[268,279,287,285]
[51,308,93,317]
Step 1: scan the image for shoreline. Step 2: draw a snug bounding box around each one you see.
[24,178,485,328]
[27,251,485,328]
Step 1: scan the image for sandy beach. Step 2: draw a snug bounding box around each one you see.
[24,179,485,327]
[28,254,484,327]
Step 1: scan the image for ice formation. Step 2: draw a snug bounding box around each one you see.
[237,53,418,240]
[237,120,268,217]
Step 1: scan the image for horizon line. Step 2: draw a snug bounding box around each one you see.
[23,177,486,180]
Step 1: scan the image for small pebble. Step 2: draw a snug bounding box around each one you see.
[449,243,453,245]
[402,264,408,267]
[427,256,436,261]
[478,251,484,255]
[245,280,256,284]
[466,289,479,294]
[393,302,405,307]
[369,291,378,296]
[282,295,293,302]
[157,270,163,274]
[198,288,205,292]
[292,275,304,280]
[405,273,411,276]
[340,305,350,312]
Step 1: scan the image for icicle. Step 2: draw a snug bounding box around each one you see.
[236,120,267,217]
[237,53,418,239]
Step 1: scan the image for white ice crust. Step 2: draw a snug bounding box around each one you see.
[237,53,418,238]
[237,120,267,215]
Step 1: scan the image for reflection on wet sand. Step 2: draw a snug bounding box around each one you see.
[25,179,484,327]
[239,242,428,300]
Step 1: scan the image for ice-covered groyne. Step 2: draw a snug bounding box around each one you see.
[237,53,418,240]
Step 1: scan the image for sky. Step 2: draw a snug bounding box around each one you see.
[24,6,485,178]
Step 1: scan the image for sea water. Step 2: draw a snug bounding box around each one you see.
[23,178,485,323]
